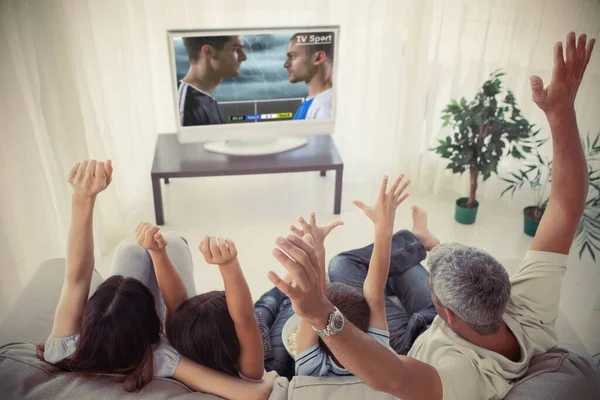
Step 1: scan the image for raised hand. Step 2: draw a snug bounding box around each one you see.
[200,235,238,266]
[136,222,167,252]
[352,175,410,232]
[268,234,334,328]
[289,212,343,248]
[530,32,595,116]
[68,159,113,199]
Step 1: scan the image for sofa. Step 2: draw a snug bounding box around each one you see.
[1,259,599,399]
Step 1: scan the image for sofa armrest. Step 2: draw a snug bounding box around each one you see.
[0,258,104,345]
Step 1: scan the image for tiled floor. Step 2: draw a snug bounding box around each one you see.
[94,172,600,361]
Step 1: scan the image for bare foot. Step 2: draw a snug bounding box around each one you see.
[411,205,440,251]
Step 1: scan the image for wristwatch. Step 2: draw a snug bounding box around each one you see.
[312,307,345,337]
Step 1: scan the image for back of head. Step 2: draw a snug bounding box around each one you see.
[320,282,370,360]
[183,36,233,63]
[326,282,370,332]
[167,291,240,377]
[40,275,162,391]
[290,31,335,63]
[428,243,511,335]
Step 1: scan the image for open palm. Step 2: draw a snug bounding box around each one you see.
[530,32,594,115]
[353,175,410,230]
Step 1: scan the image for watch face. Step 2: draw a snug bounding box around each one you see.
[333,313,344,330]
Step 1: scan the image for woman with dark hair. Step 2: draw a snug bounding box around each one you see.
[38,159,276,399]
[137,213,343,382]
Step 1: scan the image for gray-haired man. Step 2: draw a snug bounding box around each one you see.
[268,31,595,400]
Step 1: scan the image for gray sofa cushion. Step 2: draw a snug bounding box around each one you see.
[504,347,600,399]
[0,342,209,400]
[1,258,598,400]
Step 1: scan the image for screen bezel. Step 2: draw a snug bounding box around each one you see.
[167,26,340,143]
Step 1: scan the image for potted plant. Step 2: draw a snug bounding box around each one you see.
[501,132,600,258]
[500,148,551,236]
[431,70,543,224]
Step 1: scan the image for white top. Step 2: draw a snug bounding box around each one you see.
[305,88,333,119]
[295,326,393,377]
[44,333,181,378]
[408,250,568,400]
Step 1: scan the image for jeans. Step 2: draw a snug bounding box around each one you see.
[109,233,197,322]
[328,229,437,355]
[254,287,295,380]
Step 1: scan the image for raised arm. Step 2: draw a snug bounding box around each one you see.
[529,32,595,254]
[135,222,188,315]
[173,358,277,400]
[268,234,442,400]
[200,236,264,381]
[353,175,410,330]
[51,160,113,337]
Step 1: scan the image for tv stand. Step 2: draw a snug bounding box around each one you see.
[204,137,308,156]
[151,134,343,225]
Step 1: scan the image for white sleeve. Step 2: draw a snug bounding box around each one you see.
[294,343,329,377]
[367,327,392,350]
[43,333,79,363]
[153,337,182,378]
[435,356,481,400]
[509,251,568,324]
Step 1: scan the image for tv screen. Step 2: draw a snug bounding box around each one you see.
[168,27,339,143]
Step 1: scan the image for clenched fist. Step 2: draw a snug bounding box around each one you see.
[136,222,167,252]
[200,235,238,266]
[68,159,113,199]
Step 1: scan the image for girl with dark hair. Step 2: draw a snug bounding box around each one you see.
[38,159,276,399]
[138,213,343,382]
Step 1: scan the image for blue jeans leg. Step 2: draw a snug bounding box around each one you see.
[254,287,295,379]
[328,230,436,355]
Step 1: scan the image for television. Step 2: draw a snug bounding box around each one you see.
[167,26,339,155]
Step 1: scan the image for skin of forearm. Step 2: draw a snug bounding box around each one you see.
[219,259,256,322]
[219,258,264,379]
[546,110,589,212]
[66,195,96,283]
[150,249,189,312]
[363,228,392,302]
[296,243,325,352]
[175,357,268,400]
[320,320,405,394]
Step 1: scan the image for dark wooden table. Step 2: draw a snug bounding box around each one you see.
[151,134,344,225]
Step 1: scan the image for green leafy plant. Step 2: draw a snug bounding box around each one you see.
[431,70,544,209]
[500,146,551,221]
[501,132,600,261]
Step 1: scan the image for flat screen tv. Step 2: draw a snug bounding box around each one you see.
[167,26,339,155]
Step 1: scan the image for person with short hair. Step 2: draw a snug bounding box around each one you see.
[179,36,247,126]
[284,32,334,120]
[268,32,596,399]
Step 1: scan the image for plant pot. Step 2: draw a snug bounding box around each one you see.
[455,197,479,225]
[523,206,544,237]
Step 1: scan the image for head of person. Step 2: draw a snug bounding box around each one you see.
[428,243,511,336]
[320,282,370,357]
[37,275,162,392]
[284,32,334,83]
[183,35,247,78]
[166,291,241,377]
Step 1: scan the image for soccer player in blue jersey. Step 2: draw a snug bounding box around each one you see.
[284,32,334,120]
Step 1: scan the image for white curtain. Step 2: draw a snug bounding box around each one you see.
[1,0,599,319]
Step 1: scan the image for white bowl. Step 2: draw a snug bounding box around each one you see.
[282,313,302,358]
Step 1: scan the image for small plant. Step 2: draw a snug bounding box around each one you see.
[432,70,544,209]
[500,146,551,222]
[501,132,600,261]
